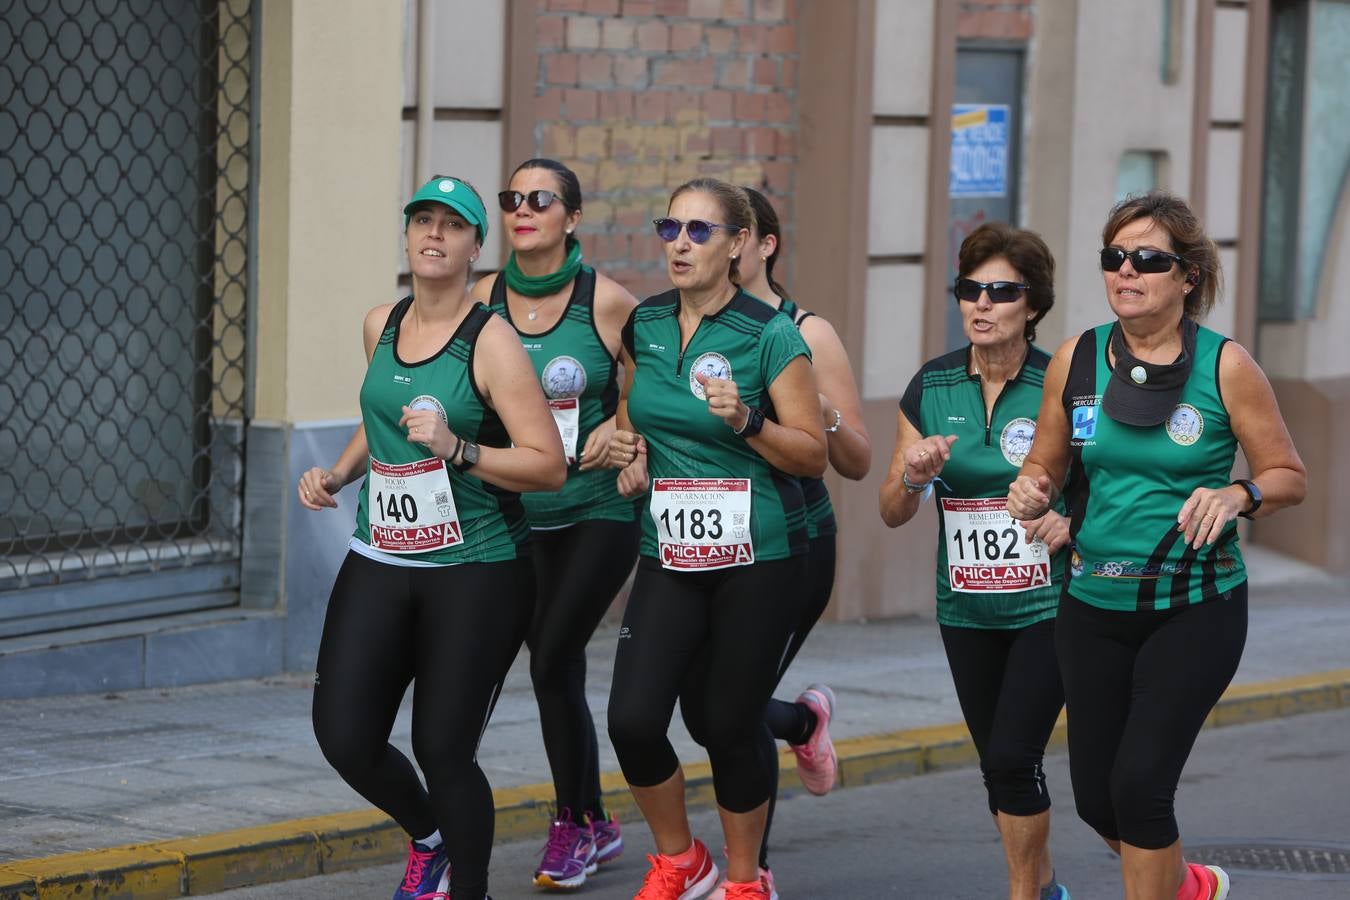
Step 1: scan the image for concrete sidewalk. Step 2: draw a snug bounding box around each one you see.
[0,546,1345,898]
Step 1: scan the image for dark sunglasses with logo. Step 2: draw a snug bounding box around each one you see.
[952,278,1029,304]
[652,217,737,244]
[497,189,571,213]
[1099,246,1187,274]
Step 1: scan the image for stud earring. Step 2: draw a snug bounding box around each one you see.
[760,255,767,261]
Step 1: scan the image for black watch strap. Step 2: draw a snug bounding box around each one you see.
[735,407,765,438]
[453,441,480,473]
[1233,478,1261,519]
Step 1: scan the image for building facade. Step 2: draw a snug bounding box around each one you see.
[1,0,1345,698]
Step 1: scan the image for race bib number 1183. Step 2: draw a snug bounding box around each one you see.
[650,477,754,571]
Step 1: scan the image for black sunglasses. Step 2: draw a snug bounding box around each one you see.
[498,189,569,213]
[653,217,736,244]
[1099,247,1187,274]
[952,278,1029,304]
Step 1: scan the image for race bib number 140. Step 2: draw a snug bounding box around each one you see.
[368,456,464,554]
[650,477,754,571]
[941,496,1050,593]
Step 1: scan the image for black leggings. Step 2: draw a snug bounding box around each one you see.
[752,533,837,868]
[1055,585,1247,849]
[312,552,534,900]
[940,617,1064,817]
[527,519,639,818]
[609,555,807,813]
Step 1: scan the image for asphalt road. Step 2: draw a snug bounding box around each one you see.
[201,706,1350,898]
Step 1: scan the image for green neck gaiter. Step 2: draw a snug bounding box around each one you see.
[504,242,583,297]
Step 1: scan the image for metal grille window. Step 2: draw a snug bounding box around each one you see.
[0,0,252,636]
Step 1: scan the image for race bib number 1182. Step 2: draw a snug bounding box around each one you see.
[940,496,1050,593]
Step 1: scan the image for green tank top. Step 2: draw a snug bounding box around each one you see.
[900,344,1065,629]
[1062,322,1246,611]
[353,299,529,564]
[778,297,836,541]
[623,289,812,563]
[488,268,637,528]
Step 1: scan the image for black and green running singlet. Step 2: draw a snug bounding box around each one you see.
[1062,322,1245,611]
[622,289,811,568]
[776,296,836,541]
[900,344,1065,629]
[353,298,529,564]
[489,268,637,529]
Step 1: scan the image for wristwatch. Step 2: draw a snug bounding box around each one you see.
[735,406,765,438]
[454,440,480,473]
[1232,478,1261,519]
[825,408,842,433]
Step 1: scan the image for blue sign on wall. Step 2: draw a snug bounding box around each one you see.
[950,104,1010,198]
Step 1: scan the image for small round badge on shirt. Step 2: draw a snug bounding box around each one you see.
[1130,365,1147,384]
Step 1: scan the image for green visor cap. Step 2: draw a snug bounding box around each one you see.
[403,177,488,242]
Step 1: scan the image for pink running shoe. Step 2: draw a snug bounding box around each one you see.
[395,840,448,900]
[707,867,777,900]
[1189,862,1231,900]
[722,879,772,899]
[589,812,624,865]
[633,839,718,899]
[533,808,597,890]
[792,683,838,795]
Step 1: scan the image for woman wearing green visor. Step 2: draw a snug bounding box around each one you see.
[298,175,566,900]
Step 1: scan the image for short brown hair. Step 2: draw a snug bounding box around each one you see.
[957,222,1056,342]
[668,178,753,283]
[1101,191,1221,320]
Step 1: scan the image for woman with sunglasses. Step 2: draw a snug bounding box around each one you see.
[469,158,638,891]
[1007,192,1306,900]
[298,175,566,900]
[880,222,1071,900]
[605,178,826,900]
[685,186,871,899]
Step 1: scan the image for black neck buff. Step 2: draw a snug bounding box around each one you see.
[1102,318,1198,427]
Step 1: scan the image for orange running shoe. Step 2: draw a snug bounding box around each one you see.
[633,838,718,899]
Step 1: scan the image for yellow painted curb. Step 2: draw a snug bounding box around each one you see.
[3,668,1346,899]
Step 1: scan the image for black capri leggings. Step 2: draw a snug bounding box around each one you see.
[1055,584,1247,849]
[312,551,534,900]
[527,518,639,818]
[608,555,808,813]
[940,617,1064,817]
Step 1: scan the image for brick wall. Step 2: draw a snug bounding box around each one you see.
[958,0,1033,41]
[535,0,800,300]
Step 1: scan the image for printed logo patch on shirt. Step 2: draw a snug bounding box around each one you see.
[1000,417,1036,466]
[1165,403,1204,446]
[408,394,447,422]
[1071,403,1099,441]
[542,355,587,399]
[688,352,732,399]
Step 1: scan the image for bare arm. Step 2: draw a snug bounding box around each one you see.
[458,316,567,492]
[577,273,640,471]
[468,271,498,304]
[799,314,871,480]
[879,413,957,528]
[701,355,827,477]
[1176,341,1307,547]
[608,346,649,496]
[297,304,391,510]
[1007,336,1076,521]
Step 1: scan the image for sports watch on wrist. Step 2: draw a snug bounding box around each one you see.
[735,406,765,438]
[454,441,480,473]
[1232,478,1261,519]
